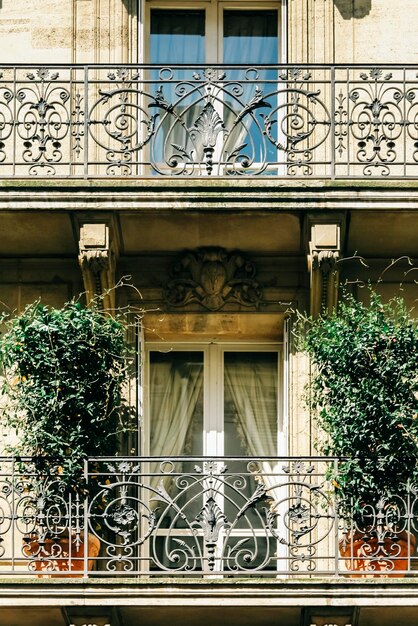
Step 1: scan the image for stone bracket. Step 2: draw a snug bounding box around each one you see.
[308,222,341,317]
[78,222,118,310]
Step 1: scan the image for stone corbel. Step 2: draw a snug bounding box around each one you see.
[78,223,118,310]
[308,223,340,318]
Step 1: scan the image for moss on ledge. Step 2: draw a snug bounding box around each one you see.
[1,177,418,192]
[1,575,418,586]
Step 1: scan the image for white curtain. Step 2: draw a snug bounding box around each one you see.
[150,356,203,491]
[150,10,206,170]
[150,10,205,65]
[222,10,279,168]
[223,10,278,65]
[224,355,281,499]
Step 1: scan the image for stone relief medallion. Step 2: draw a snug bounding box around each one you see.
[164,247,263,311]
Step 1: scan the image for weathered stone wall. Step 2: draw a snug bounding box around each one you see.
[2,0,418,66]
[334,0,418,63]
[73,0,137,64]
[288,0,418,64]
[0,0,137,64]
[0,0,73,63]
[0,259,83,314]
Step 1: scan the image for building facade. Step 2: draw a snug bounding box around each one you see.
[0,1,418,625]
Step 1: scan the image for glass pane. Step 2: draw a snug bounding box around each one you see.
[223,10,278,64]
[223,351,279,542]
[224,351,279,457]
[149,351,204,456]
[149,352,204,571]
[223,11,279,171]
[150,9,205,64]
[150,10,205,173]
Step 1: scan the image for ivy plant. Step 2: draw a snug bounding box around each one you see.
[0,300,133,495]
[296,290,418,515]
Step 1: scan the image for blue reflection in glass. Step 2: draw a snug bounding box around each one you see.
[150,10,205,170]
[148,9,279,174]
[150,10,205,64]
[223,11,279,169]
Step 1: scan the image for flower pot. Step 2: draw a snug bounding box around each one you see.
[339,530,416,578]
[23,530,100,578]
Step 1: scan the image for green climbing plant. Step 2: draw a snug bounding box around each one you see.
[296,289,418,514]
[0,300,134,494]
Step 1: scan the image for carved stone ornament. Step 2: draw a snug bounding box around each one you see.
[311,249,339,276]
[164,247,263,311]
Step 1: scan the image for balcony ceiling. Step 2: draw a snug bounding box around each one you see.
[0,211,302,257]
[347,212,418,257]
[120,213,301,255]
[0,209,416,260]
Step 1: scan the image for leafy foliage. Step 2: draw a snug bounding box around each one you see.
[0,300,132,492]
[297,290,418,511]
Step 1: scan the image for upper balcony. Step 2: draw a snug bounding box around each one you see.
[1,64,418,180]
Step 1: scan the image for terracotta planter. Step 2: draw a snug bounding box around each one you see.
[24,530,100,578]
[339,530,416,578]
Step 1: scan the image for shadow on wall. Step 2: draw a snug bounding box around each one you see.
[334,0,372,19]
[122,0,137,15]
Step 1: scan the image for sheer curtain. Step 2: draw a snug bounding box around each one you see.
[223,10,278,65]
[150,10,205,65]
[224,353,281,497]
[150,10,205,169]
[150,353,203,490]
[223,10,279,167]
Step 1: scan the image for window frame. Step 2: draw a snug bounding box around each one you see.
[139,0,287,175]
[143,341,285,459]
[141,0,287,65]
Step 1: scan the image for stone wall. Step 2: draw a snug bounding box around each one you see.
[0,0,137,64]
[288,0,418,64]
[2,0,418,66]
[0,0,73,64]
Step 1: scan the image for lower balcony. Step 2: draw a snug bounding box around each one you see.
[0,455,416,579]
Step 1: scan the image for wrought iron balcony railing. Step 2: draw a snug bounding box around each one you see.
[1,65,418,179]
[0,455,417,577]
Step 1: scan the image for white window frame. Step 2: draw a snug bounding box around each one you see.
[143,340,286,458]
[141,338,288,574]
[141,0,286,64]
[139,0,286,175]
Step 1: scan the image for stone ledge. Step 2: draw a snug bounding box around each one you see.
[1,185,418,212]
[1,178,418,191]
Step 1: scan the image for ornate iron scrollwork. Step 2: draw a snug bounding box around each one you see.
[0,456,415,576]
[1,64,418,177]
[9,68,72,176]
